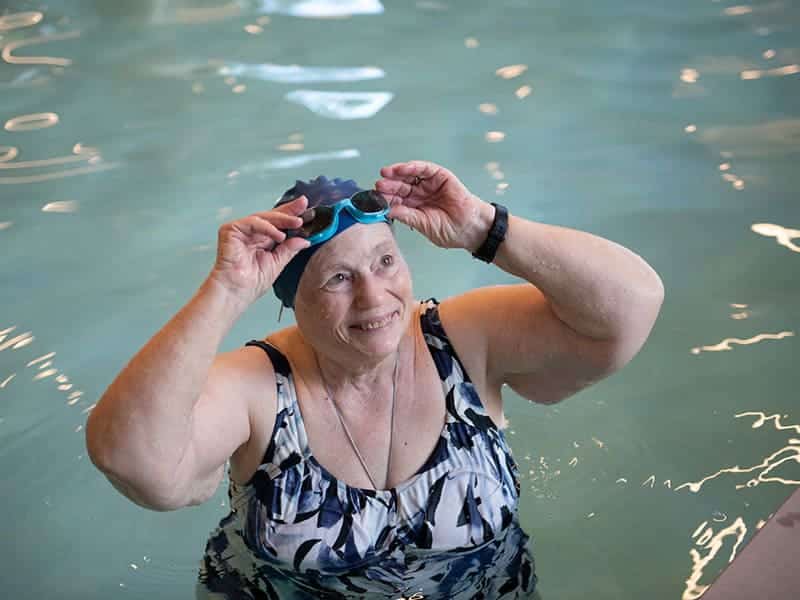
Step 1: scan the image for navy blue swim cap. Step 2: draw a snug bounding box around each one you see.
[272,176,390,309]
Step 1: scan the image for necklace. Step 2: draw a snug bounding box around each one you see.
[313,350,398,490]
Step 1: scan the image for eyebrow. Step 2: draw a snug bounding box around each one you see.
[323,240,395,273]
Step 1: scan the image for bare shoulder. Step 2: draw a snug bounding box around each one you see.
[436,285,535,378]
[207,342,278,398]
[436,292,491,380]
[436,293,503,426]
[437,284,619,406]
[205,337,281,485]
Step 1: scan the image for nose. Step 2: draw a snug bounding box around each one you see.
[353,272,387,309]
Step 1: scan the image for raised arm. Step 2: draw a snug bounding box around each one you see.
[377,161,663,406]
[85,198,311,510]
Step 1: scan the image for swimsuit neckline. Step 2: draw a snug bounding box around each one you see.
[285,300,449,497]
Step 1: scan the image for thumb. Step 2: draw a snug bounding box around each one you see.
[269,237,311,276]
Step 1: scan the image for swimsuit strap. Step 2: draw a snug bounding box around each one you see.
[419,299,499,432]
[419,298,473,380]
[244,339,311,482]
[245,339,293,412]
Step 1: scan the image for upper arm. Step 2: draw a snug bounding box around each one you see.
[440,284,648,405]
[171,346,276,508]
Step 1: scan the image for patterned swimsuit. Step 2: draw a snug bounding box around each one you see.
[198,299,536,599]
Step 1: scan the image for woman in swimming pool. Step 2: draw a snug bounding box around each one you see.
[86,160,663,598]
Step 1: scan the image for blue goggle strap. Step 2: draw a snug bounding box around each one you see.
[303,197,391,245]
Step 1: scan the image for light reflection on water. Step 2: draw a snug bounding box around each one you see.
[257,0,384,18]
[690,331,795,354]
[4,111,59,131]
[285,89,394,119]
[1,0,799,598]
[0,11,43,31]
[110,0,386,22]
[751,222,800,253]
[1,29,80,67]
[683,516,748,600]
[676,412,800,493]
[0,326,87,409]
[0,15,117,185]
[219,62,385,83]
[0,143,118,185]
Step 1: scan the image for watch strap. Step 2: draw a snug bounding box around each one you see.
[471,202,508,263]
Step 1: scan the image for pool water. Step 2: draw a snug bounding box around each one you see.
[1,1,798,598]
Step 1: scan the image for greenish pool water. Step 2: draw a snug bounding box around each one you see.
[1,1,798,598]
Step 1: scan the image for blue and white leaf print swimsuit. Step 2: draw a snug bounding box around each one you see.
[198,299,537,599]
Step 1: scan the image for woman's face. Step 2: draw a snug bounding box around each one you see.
[294,223,414,363]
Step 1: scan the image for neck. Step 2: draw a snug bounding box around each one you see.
[313,343,400,400]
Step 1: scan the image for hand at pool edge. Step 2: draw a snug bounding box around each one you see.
[376,160,495,252]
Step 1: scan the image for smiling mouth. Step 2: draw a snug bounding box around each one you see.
[351,310,399,332]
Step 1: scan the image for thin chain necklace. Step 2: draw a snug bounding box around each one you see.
[313,349,398,491]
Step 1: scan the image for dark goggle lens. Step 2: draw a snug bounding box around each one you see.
[295,206,334,238]
[351,190,389,213]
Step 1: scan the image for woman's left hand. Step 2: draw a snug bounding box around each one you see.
[376,160,494,251]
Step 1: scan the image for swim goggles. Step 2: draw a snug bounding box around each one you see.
[285,190,392,246]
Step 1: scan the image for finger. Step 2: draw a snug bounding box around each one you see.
[378,162,410,179]
[269,195,309,217]
[375,178,411,200]
[251,197,309,230]
[231,215,287,244]
[380,160,440,181]
[379,163,451,196]
[249,210,305,230]
[376,181,426,210]
[267,236,311,271]
[379,161,432,178]
[388,204,426,229]
[394,176,424,189]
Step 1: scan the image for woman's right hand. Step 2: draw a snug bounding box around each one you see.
[208,195,311,307]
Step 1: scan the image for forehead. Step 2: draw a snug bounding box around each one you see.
[310,223,396,270]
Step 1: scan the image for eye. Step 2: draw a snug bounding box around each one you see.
[380,254,394,267]
[325,272,350,287]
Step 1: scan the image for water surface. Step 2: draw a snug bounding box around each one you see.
[1,1,799,598]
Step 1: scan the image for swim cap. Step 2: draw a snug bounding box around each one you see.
[272,176,389,309]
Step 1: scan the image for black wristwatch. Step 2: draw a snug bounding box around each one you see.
[471,202,508,263]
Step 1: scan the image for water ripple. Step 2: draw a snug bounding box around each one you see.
[0,11,44,31]
[683,517,748,600]
[220,62,384,83]
[286,90,393,119]
[258,0,384,18]
[751,223,800,253]
[0,143,118,185]
[690,331,795,354]
[4,112,59,132]
[1,30,80,67]
[676,412,800,493]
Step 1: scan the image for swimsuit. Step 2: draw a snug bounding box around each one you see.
[198,299,537,598]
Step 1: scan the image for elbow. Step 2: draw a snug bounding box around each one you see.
[84,408,187,512]
[648,269,665,312]
[94,456,188,512]
[639,270,665,339]
[605,284,664,371]
[85,402,112,473]
[105,470,187,512]
[85,401,132,483]
[642,260,665,310]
